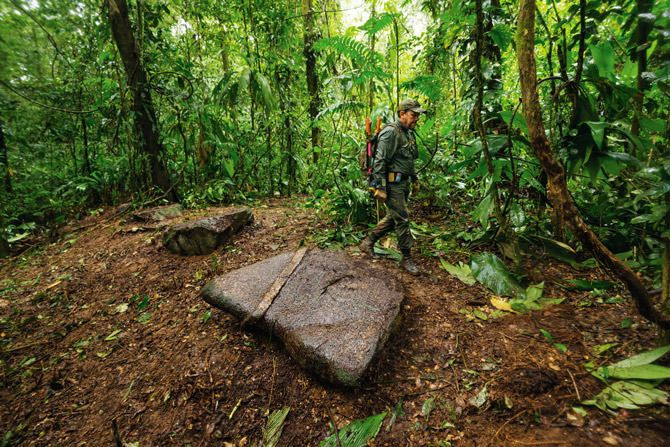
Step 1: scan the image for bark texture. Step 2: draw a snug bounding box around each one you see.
[0,121,11,193]
[516,0,670,329]
[303,0,321,162]
[107,0,174,199]
[631,0,654,138]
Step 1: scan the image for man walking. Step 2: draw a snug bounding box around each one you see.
[359,98,425,275]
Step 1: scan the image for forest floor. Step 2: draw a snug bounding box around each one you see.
[1,197,669,447]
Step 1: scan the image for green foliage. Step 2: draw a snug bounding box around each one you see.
[315,36,384,70]
[359,13,396,37]
[585,346,670,412]
[470,252,524,297]
[0,0,667,299]
[262,407,290,447]
[439,259,476,286]
[320,411,386,447]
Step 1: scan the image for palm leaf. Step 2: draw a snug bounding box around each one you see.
[252,71,275,110]
[262,407,290,447]
[319,411,387,447]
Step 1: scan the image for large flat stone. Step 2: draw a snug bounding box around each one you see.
[163,207,253,256]
[201,248,404,386]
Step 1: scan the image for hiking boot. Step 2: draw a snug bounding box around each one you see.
[358,236,376,257]
[400,257,420,275]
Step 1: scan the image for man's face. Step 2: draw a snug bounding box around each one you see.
[399,110,421,129]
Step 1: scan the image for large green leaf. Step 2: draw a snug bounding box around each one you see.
[565,279,615,291]
[252,72,276,110]
[373,246,403,261]
[470,253,524,297]
[500,110,528,135]
[489,24,512,51]
[585,121,606,150]
[583,380,669,411]
[590,42,615,79]
[530,236,577,264]
[320,412,386,447]
[611,345,670,368]
[439,259,476,286]
[473,194,493,229]
[603,365,670,380]
[222,159,235,178]
[262,407,290,447]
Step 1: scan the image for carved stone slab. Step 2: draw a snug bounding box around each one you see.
[201,248,404,386]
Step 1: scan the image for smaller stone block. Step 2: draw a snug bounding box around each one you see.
[133,204,183,222]
[163,207,253,256]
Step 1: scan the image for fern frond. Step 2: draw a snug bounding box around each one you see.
[400,75,441,101]
[314,36,383,69]
[359,12,396,36]
[316,100,365,119]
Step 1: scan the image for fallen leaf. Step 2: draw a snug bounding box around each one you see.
[468,386,488,408]
[490,296,512,312]
[114,303,129,314]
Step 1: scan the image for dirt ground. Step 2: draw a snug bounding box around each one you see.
[1,198,668,446]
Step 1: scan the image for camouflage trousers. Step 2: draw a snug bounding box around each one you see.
[369,180,413,253]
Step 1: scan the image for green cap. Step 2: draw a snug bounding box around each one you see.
[398,98,426,114]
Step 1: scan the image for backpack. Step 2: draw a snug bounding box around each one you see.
[359,118,398,181]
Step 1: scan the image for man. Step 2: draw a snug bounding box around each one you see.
[359,98,425,275]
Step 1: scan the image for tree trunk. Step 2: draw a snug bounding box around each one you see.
[516,0,670,329]
[393,17,400,111]
[0,214,9,259]
[0,121,11,193]
[303,0,321,163]
[368,0,378,115]
[107,0,175,200]
[0,124,8,255]
[78,90,92,176]
[631,0,653,140]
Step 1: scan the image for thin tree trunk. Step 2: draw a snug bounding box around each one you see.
[77,88,92,176]
[0,121,12,193]
[631,0,653,140]
[567,0,586,129]
[303,0,321,163]
[574,0,586,86]
[663,206,669,304]
[0,121,9,258]
[0,214,9,258]
[393,17,400,110]
[517,0,670,329]
[107,0,175,199]
[368,0,378,115]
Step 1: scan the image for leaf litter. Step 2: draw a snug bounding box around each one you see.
[0,199,668,446]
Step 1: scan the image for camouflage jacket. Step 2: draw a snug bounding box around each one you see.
[372,121,418,187]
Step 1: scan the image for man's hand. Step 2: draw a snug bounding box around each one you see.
[369,186,387,203]
[373,187,387,203]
